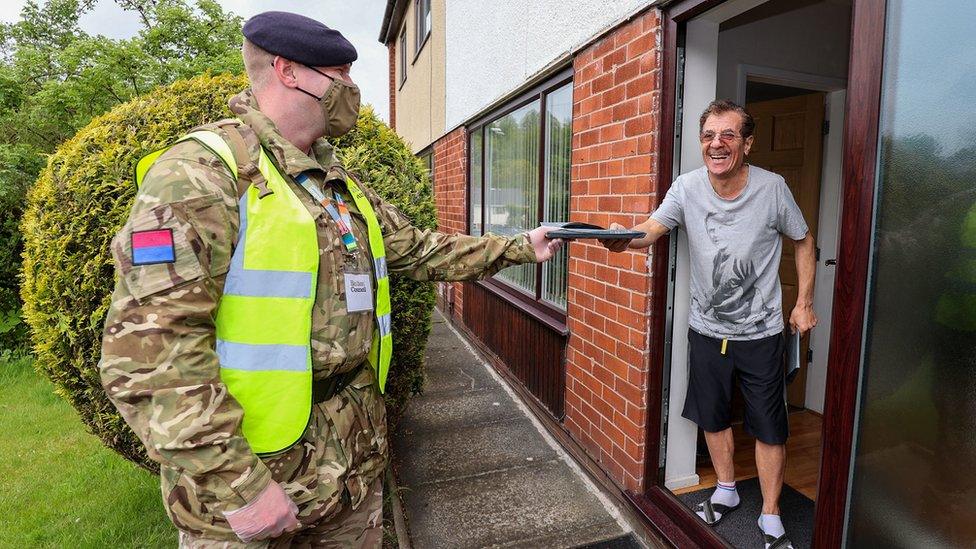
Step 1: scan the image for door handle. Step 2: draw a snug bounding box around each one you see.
[825,259,837,266]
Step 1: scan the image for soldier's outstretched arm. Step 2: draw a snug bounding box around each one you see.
[98,143,273,514]
[364,187,543,281]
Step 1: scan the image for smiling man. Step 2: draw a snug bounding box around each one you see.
[603,100,817,549]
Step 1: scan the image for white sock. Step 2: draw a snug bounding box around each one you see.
[759,514,786,538]
[711,480,739,508]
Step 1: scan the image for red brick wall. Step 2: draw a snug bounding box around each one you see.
[432,127,468,319]
[563,9,663,492]
[388,42,397,131]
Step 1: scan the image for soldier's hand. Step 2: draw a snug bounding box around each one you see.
[223,481,301,542]
[527,225,565,262]
[603,222,633,253]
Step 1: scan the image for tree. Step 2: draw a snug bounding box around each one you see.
[0,0,244,349]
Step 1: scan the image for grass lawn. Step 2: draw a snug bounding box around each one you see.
[0,353,175,547]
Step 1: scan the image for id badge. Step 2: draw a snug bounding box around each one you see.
[343,269,374,313]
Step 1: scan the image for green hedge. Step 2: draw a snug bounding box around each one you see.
[20,73,435,470]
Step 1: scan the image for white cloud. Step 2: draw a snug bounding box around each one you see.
[1,0,390,122]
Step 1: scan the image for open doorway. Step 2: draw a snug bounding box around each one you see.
[659,0,851,546]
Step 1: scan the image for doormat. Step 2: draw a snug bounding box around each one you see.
[676,477,814,548]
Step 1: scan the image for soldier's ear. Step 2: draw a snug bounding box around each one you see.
[272,56,300,89]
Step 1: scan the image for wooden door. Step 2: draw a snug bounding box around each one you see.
[746,92,826,408]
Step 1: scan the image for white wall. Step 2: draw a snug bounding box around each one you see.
[444,0,651,130]
[806,90,845,414]
[716,1,850,100]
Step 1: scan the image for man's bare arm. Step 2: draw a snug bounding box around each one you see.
[789,232,818,334]
[604,218,671,252]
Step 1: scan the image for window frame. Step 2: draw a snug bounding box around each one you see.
[413,0,431,63]
[398,26,407,89]
[466,67,574,327]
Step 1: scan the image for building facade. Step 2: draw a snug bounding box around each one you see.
[380,0,976,546]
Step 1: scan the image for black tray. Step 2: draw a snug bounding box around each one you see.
[543,222,645,241]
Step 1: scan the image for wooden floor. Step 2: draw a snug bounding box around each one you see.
[672,410,822,501]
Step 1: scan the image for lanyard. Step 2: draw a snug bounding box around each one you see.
[295,173,359,252]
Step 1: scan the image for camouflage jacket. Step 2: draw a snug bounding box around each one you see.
[98,89,535,539]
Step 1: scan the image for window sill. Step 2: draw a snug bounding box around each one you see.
[475,278,569,336]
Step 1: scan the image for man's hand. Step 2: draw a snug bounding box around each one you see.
[527,225,565,262]
[603,222,634,252]
[789,303,818,335]
[222,481,300,542]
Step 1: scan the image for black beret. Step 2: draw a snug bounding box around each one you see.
[243,11,357,67]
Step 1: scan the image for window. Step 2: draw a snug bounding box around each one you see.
[418,149,434,184]
[398,28,407,87]
[468,77,573,311]
[541,83,572,308]
[469,129,483,237]
[415,0,431,56]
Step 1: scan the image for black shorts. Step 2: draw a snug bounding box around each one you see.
[681,328,789,445]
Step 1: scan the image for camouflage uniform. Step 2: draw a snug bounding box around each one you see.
[99,89,536,545]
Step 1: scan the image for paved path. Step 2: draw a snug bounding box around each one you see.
[392,309,643,548]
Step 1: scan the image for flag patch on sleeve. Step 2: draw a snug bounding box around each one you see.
[131,229,176,265]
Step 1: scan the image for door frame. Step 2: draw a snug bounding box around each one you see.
[734,63,848,105]
[623,1,887,547]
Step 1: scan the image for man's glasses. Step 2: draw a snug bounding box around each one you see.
[699,130,742,144]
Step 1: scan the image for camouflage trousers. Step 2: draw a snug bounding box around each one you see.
[178,476,383,548]
[162,368,389,541]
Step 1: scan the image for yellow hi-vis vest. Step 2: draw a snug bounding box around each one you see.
[135,128,393,455]
[936,203,976,332]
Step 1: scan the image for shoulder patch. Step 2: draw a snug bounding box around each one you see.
[131,229,176,265]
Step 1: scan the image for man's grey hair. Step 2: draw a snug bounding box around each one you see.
[699,99,756,138]
[242,39,275,92]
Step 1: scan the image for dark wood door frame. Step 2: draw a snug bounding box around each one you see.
[624,1,888,547]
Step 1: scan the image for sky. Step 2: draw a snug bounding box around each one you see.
[0,0,391,122]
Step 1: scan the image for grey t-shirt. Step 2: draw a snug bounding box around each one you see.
[651,165,808,340]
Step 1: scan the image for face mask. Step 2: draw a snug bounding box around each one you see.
[296,67,361,138]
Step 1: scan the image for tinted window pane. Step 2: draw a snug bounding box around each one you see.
[399,31,406,85]
[542,83,573,309]
[847,2,976,546]
[469,128,483,236]
[486,100,540,293]
[416,0,430,52]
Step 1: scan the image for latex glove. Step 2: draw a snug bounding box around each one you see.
[222,481,300,542]
[527,225,565,262]
[602,222,633,253]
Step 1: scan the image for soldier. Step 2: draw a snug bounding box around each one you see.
[98,11,562,548]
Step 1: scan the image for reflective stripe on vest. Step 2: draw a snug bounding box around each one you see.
[345,178,393,393]
[135,128,394,454]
